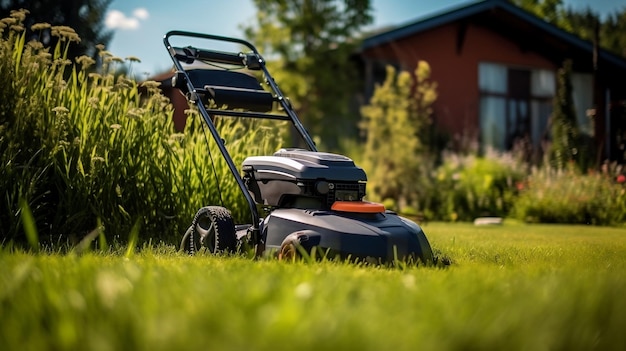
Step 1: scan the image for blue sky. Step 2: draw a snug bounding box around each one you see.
[105,0,625,78]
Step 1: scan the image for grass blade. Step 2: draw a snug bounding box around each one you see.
[19,198,39,252]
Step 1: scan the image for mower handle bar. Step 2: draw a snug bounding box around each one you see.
[163,30,316,151]
[165,30,259,54]
[163,30,319,249]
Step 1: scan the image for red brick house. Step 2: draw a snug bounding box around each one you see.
[358,0,626,162]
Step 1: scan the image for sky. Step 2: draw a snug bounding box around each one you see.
[105,0,626,78]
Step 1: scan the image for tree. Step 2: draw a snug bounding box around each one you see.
[513,0,566,25]
[243,0,372,151]
[0,0,113,60]
[566,7,626,59]
[360,61,437,210]
[600,10,626,58]
[512,0,626,58]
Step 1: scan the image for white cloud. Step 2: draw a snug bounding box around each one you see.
[133,8,149,20]
[105,8,150,30]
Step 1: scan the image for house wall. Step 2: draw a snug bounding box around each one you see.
[361,22,557,142]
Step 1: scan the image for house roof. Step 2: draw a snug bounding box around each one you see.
[361,0,626,72]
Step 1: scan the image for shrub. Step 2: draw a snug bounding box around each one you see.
[360,62,436,211]
[428,149,526,221]
[512,166,626,225]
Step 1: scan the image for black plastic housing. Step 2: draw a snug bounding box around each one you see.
[242,149,367,209]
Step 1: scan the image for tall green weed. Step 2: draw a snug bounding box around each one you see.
[174,114,286,226]
[0,10,282,247]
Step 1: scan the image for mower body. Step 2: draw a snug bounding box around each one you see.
[243,149,432,262]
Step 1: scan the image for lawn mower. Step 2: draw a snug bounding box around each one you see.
[163,31,434,264]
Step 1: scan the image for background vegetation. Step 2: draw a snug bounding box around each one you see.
[0,11,281,247]
[513,0,626,58]
[513,166,626,225]
[0,0,113,61]
[360,62,435,211]
[243,0,372,151]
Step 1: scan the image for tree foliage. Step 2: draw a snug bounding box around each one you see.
[243,0,372,150]
[0,0,113,60]
[563,7,626,59]
[600,10,626,58]
[513,0,565,24]
[512,0,626,58]
[360,62,437,210]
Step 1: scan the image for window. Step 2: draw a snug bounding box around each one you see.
[570,73,593,136]
[478,62,554,152]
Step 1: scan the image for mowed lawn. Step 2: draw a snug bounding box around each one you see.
[2,222,626,351]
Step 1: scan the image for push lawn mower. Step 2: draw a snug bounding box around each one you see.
[164,31,434,264]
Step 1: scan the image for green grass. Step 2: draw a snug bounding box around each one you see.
[2,223,626,350]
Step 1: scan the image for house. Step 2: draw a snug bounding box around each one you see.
[358,0,626,163]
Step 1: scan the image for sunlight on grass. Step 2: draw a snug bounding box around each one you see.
[2,223,626,350]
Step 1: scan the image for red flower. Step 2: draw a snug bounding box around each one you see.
[617,174,626,184]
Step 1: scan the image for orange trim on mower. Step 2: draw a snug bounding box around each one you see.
[331,201,385,213]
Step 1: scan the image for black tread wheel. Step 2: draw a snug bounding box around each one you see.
[187,206,237,255]
[180,225,198,254]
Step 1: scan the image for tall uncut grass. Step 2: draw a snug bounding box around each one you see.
[0,10,282,247]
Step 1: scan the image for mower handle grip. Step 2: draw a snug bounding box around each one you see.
[170,46,245,66]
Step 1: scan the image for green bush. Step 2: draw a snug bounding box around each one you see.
[427,149,526,221]
[512,166,626,225]
[0,11,282,247]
